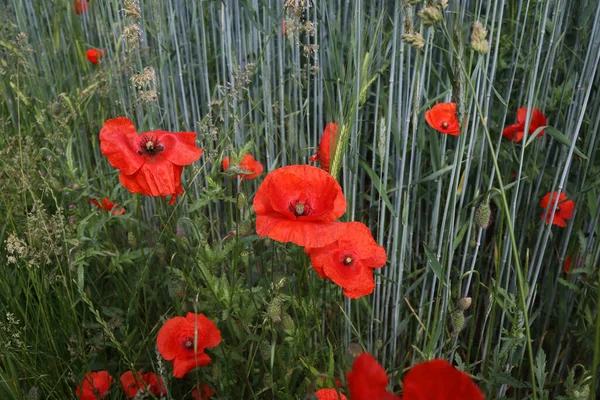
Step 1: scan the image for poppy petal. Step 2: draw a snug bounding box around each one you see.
[256,217,345,248]
[157,317,190,361]
[184,313,222,349]
[172,352,212,378]
[152,131,203,166]
[119,161,182,197]
[100,118,144,175]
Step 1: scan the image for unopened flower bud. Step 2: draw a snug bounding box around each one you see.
[450,310,465,336]
[457,297,472,311]
[347,343,363,358]
[475,202,493,228]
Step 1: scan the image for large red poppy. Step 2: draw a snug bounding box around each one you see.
[253,165,346,247]
[222,153,264,180]
[86,49,104,64]
[539,191,575,228]
[309,222,387,298]
[425,103,460,136]
[100,117,202,205]
[73,0,88,14]
[88,197,125,215]
[502,108,547,143]
[401,359,485,400]
[315,388,348,400]
[156,313,221,378]
[76,371,113,400]
[192,383,215,400]
[347,353,400,400]
[310,122,338,172]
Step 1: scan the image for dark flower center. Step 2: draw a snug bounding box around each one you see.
[342,254,354,266]
[289,199,311,218]
[138,134,164,156]
[182,337,194,350]
[441,121,449,129]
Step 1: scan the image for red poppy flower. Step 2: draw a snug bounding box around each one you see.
[310,122,338,172]
[88,197,125,215]
[502,107,547,143]
[192,383,215,400]
[401,359,485,400]
[253,165,347,248]
[347,353,400,400]
[76,371,113,400]
[100,117,202,205]
[73,0,88,14]
[86,48,104,64]
[564,254,587,279]
[425,103,460,136]
[156,313,221,378]
[539,191,575,228]
[222,153,264,180]
[120,371,146,399]
[309,222,386,298]
[315,388,348,400]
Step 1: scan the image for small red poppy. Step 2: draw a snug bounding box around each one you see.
[425,103,460,136]
[347,353,400,400]
[192,383,215,400]
[401,359,485,400]
[564,254,587,279]
[253,165,347,248]
[502,107,547,143]
[309,222,387,298]
[156,313,221,378]
[310,122,338,172]
[143,372,166,396]
[88,197,125,215]
[76,371,113,400]
[222,153,264,180]
[539,191,575,228]
[73,0,88,15]
[119,371,146,399]
[100,117,202,205]
[315,388,348,400]
[86,48,104,64]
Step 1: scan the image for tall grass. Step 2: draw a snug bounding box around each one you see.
[1,0,599,399]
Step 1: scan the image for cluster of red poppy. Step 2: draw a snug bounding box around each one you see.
[253,161,387,298]
[76,313,220,398]
[313,352,484,399]
[76,370,165,400]
[425,103,575,228]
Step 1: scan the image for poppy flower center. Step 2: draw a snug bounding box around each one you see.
[288,199,311,218]
[342,254,354,266]
[442,121,449,129]
[137,134,164,156]
[182,337,194,350]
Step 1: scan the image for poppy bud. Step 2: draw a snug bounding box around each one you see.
[237,193,247,210]
[457,297,472,311]
[375,338,383,350]
[450,310,465,336]
[347,343,363,358]
[127,231,137,247]
[259,340,271,360]
[475,202,493,228]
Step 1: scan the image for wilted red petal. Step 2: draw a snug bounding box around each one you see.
[425,103,460,136]
[315,388,348,400]
[100,118,144,175]
[402,359,485,400]
[238,154,264,179]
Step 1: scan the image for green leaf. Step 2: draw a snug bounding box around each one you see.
[412,165,454,185]
[359,159,397,217]
[423,243,444,284]
[526,126,587,159]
